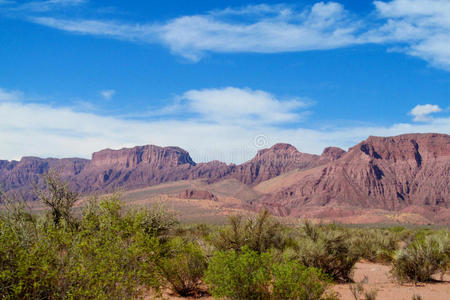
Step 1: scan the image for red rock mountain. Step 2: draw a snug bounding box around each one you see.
[229,143,321,184]
[0,143,316,197]
[258,133,449,218]
[0,133,448,223]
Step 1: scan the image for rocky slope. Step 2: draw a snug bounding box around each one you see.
[229,143,320,185]
[257,133,450,219]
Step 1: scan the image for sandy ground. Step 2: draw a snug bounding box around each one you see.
[145,262,450,299]
[333,262,450,300]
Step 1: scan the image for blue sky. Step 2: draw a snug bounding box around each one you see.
[0,0,449,163]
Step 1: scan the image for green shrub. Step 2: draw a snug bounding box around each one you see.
[37,171,79,229]
[391,233,449,282]
[205,247,272,300]
[158,237,207,296]
[297,223,359,282]
[350,229,399,263]
[205,247,335,300]
[211,209,288,253]
[271,260,334,300]
[0,193,166,299]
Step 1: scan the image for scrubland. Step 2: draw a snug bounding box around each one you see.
[1,174,449,299]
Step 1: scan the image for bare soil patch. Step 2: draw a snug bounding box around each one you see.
[334,262,450,300]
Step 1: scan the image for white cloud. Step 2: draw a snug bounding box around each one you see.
[157,2,363,61]
[181,87,308,125]
[0,87,449,163]
[31,17,157,41]
[14,0,87,12]
[100,89,115,100]
[370,0,450,70]
[28,2,363,61]
[0,87,23,102]
[18,1,450,70]
[409,104,442,122]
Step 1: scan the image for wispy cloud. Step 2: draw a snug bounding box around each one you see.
[368,0,450,70]
[12,0,86,12]
[99,89,115,100]
[28,2,363,61]
[15,0,450,70]
[0,87,23,101]
[0,86,448,163]
[157,2,364,61]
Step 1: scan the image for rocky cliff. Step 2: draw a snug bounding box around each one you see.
[258,133,450,217]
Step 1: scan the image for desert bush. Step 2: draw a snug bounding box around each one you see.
[139,203,178,240]
[297,222,359,282]
[37,171,79,229]
[271,259,335,300]
[350,229,399,263]
[349,276,377,300]
[65,197,163,299]
[205,247,272,299]
[0,191,167,299]
[391,232,449,282]
[211,209,289,253]
[0,217,60,299]
[205,246,335,300]
[157,237,207,296]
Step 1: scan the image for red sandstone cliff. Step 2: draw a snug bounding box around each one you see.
[258,133,449,217]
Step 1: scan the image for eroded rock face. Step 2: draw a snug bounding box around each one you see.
[90,145,196,169]
[75,145,199,193]
[0,157,88,200]
[178,189,218,201]
[230,143,320,185]
[259,133,450,216]
[1,133,449,223]
[320,147,346,162]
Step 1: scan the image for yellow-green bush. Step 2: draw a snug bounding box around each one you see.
[392,232,449,283]
[211,210,290,253]
[205,246,335,300]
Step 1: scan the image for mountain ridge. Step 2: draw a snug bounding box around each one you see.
[1,133,449,223]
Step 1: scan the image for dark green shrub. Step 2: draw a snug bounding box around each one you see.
[211,209,288,253]
[391,233,449,282]
[205,247,272,299]
[158,237,207,296]
[298,223,359,282]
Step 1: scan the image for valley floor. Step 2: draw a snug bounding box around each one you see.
[144,261,450,300]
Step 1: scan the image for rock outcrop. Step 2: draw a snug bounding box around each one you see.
[0,157,88,199]
[258,133,450,217]
[229,143,320,185]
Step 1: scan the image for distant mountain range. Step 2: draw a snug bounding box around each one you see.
[1,133,449,223]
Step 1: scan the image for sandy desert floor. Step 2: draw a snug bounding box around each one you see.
[333,262,450,300]
[146,261,450,300]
